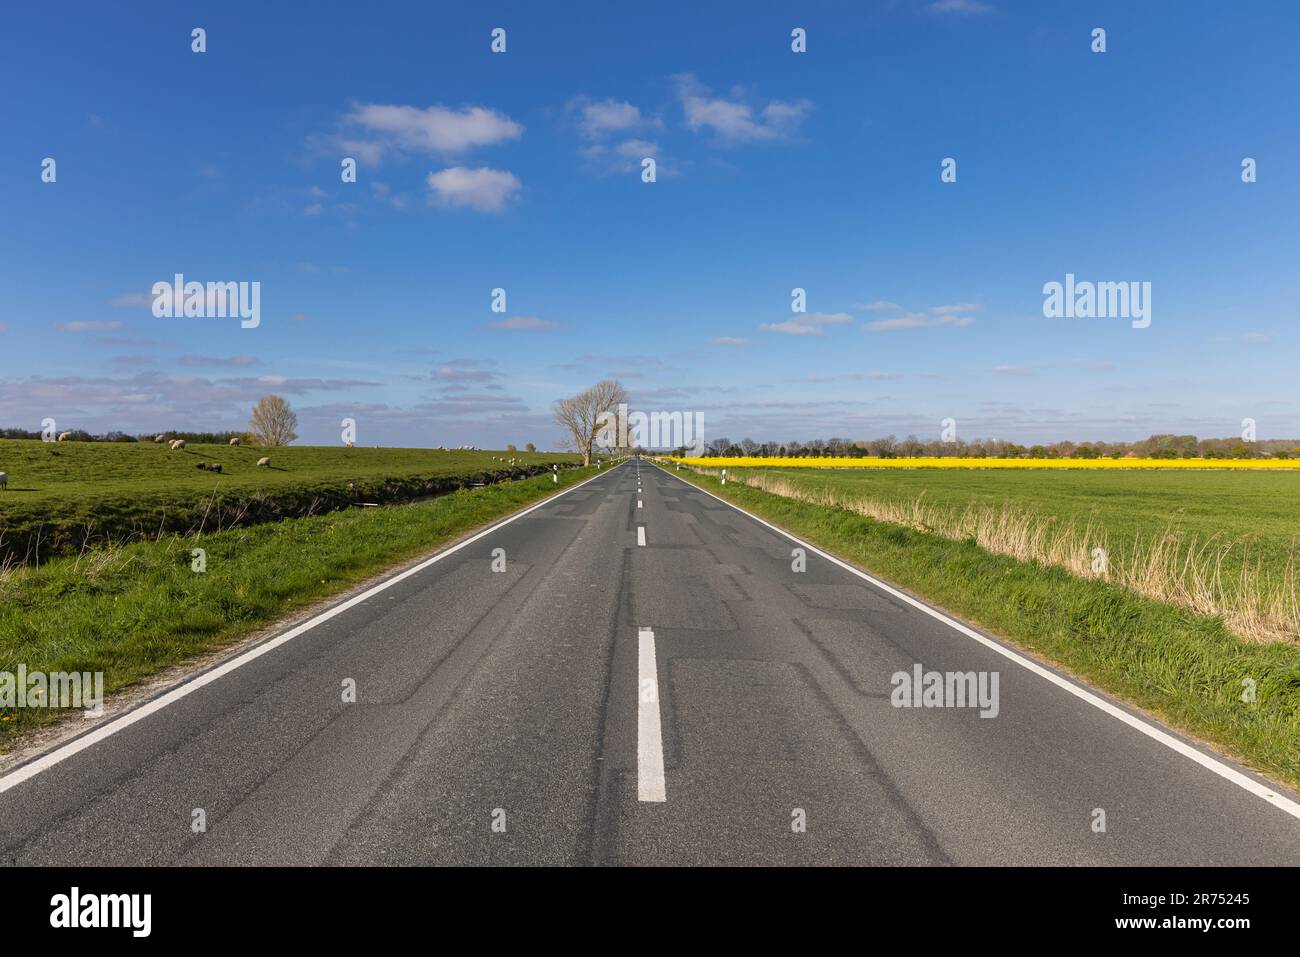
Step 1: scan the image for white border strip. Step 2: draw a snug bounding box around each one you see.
[659,463,1300,822]
[637,627,667,802]
[0,463,621,796]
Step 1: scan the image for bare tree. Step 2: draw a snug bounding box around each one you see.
[553,379,628,466]
[249,394,299,447]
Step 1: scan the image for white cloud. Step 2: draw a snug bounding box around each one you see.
[1063,357,1116,371]
[579,137,671,177]
[340,103,522,160]
[928,0,995,14]
[433,358,498,383]
[760,320,822,336]
[992,364,1032,376]
[567,96,657,139]
[482,316,558,332]
[673,74,812,144]
[862,302,981,331]
[426,167,521,213]
[59,321,125,333]
[177,355,260,367]
[710,336,750,346]
[801,371,902,383]
[865,314,974,331]
[759,312,853,336]
[111,292,154,308]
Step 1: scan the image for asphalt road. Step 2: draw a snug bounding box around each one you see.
[1,459,1297,865]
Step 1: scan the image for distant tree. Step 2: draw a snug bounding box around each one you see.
[248,395,299,447]
[553,379,628,466]
[525,442,536,452]
[506,443,517,452]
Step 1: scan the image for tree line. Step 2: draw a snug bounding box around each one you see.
[676,434,1300,460]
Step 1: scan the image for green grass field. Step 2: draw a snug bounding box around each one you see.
[754,466,1300,570]
[0,439,582,563]
[670,467,1300,790]
[703,465,1300,642]
[0,463,602,743]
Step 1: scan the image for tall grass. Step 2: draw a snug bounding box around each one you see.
[698,468,1299,643]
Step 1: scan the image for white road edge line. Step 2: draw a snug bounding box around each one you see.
[0,462,623,796]
[657,463,1300,822]
[637,526,646,547]
[637,626,667,802]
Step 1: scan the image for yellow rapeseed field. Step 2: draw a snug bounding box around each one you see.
[667,456,1297,470]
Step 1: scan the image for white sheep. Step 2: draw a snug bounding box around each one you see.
[0,472,7,490]
[170,439,186,450]
[345,440,354,448]
[256,456,270,467]
[57,431,71,442]
[229,437,240,446]
[154,434,166,443]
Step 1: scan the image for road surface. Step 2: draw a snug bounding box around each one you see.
[1,459,1297,865]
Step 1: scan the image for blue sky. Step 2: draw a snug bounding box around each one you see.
[2,0,1297,448]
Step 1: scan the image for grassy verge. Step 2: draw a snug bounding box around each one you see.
[0,439,582,564]
[669,466,1300,792]
[0,464,602,745]
[691,466,1300,642]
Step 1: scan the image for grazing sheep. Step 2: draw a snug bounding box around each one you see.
[209,463,222,474]
[57,432,71,442]
[228,437,240,446]
[154,434,166,443]
[256,457,270,467]
[0,472,7,490]
[170,439,186,450]
[196,462,208,470]
[345,440,354,448]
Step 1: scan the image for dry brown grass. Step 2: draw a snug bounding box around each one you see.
[700,468,1299,643]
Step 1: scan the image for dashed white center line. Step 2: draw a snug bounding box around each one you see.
[637,626,667,803]
[637,526,646,546]
[637,499,643,508]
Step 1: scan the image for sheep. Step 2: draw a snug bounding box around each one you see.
[196,462,208,470]
[57,431,71,442]
[0,472,7,490]
[154,434,166,443]
[345,440,354,448]
[228,437,240,446]
[256,457,270,467]
[170,439,186,450]
[209,463,222,474]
